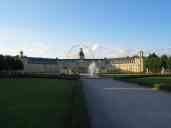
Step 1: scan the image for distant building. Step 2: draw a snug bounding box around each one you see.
[20,48,144,74]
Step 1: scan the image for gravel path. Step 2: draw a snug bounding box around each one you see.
[82,78,171,128]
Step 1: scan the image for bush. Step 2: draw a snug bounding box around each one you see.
[153,84,161,90]
[160,84,171,92]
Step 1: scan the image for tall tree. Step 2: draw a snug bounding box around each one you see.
[0,55,5,71]
[168,56,171,70]
[13,57,24,70]
[160,55,169,69]
[0,55,24,72]
[145,53,161,73]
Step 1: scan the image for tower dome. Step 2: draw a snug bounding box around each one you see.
[79,48,85,59]
[65,44,95,59]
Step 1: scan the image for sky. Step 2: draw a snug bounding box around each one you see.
[0,0,171,58]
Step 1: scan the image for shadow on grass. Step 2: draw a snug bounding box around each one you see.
[0,79,89,128]
[71,80,90,128]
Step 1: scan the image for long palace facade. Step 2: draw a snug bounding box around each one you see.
[20,48,144,74]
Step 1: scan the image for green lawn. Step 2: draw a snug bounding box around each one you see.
[114,75,171,91]
[128,76,171,85]
[0,78,88,128]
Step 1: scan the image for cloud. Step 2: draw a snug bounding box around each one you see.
[0,41,51,57]
[21,42,50,57]
[65,43,140,59]
[0,29,141,59]
[90,44,140,58]
[91,44,99,51]
[0,28,52,57]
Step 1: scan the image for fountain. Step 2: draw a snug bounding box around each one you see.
[88,62,99,77]
[65,44,100,78]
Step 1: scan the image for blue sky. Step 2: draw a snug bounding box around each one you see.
[0,0,171,58]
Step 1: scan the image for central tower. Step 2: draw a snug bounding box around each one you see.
[79,48,85,59]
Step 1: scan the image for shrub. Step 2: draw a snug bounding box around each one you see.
[160,84,171,92]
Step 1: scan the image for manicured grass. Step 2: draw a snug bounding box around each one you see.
[0,78,88,128]
[114,75,171,92]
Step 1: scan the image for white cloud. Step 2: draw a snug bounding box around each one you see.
[20,42,50,57]
[110,48,138,58]
[0,29,141,59]
[0,41,51,57]
[0,27,52,57]
[89,44,140,58]
[91,43,99,51]
[64,43,140,59]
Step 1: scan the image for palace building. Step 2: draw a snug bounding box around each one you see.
[20,48,144,74]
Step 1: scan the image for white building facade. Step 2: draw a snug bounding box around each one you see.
[21,49,144,74]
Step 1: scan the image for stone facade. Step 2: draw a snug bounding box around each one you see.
[21,50,144,74]
[22,57,59,73]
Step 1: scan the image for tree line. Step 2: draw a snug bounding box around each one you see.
[0,55,23,72]
[144,53,171,73]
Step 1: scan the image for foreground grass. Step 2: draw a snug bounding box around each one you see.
[114,75,171,92]
[0,78,88,128]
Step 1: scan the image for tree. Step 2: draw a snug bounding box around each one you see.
[148,53,158,58]
[5,56,15,70]
[13,57,24,70]
[0,55,5,71]
[0,55,24,72]
[145,53,161,73]
[168,56,171,70]
[160,55,169,69]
